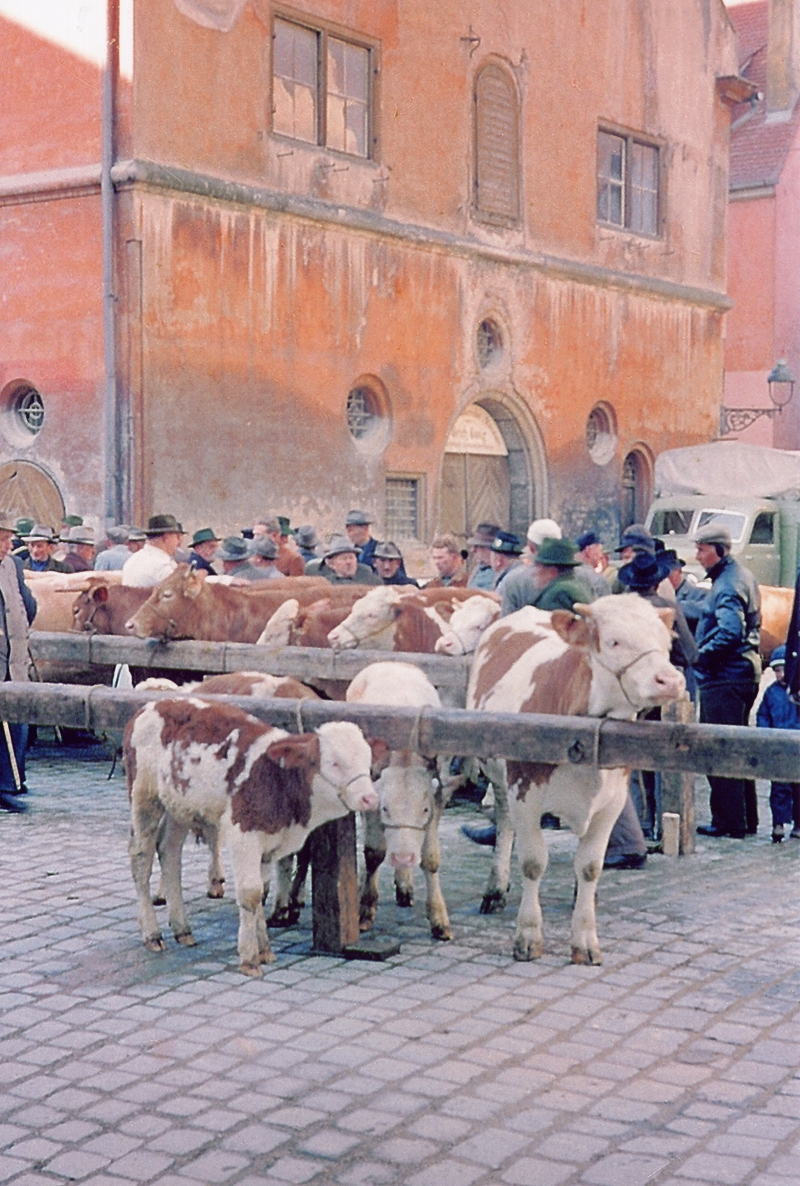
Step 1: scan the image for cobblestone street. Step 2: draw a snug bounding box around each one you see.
[2,742,800,1186]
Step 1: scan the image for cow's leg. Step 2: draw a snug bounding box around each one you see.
[152,814,168,906]
[570,778,627,966]
[288,838,312,921]
[359,809,386,932]
[157,816,196,946]
[481,759,513,914]
[510,789,547,961]
[206,825,225,899]
[421,797,451,941]
[395,867,414,908]
[269,838,311,926]
[267,855,295,926]
[129,800,168,952]
[229,832,275,976]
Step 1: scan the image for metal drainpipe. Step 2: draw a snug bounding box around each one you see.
[102,0,120,527]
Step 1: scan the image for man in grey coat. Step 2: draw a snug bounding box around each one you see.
[0,512,35,812]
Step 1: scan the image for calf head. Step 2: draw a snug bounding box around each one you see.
[327,587,409,650]
[72,583,110,633]
[435,596,501,655]
[314,721,378,811]
[126,564,203,639]
[377,763,435,868]
[257,598,301,648]
[551,595,685,717]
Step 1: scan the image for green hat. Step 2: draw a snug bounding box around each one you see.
[15,517,34,536]
[534,537,581,567]
[277,515,292,536]
[64,514,83,527]
[192,527,220,547]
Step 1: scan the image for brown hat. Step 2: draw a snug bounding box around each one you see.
[145,514,184,536]
[468,522,502,547]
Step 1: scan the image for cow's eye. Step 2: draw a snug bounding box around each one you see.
[161,591,174,600]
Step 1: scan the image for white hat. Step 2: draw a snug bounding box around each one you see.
[527,518,562,547]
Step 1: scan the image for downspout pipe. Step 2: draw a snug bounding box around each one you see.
[102,0,121,526]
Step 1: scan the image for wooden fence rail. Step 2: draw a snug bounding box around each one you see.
[3,681,798,782]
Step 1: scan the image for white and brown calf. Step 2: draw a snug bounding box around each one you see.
[126,697,377,975]
[467,595,685,965]
[345,661,453,940]
[434,595,502,656]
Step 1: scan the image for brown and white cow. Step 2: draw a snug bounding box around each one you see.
[345,662,451,939]
[434,595,502,656]
[72,580,152,635]
[467,595,685,965]
[126,697,377,975]
[328,585,499,653]
[257,597,359,649]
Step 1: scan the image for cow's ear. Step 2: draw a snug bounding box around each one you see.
[267,733,320,770]
[656,606,675,631]
[92,586,109,604]
[184,569,206,599]
[369,738,390,765]
[550,607,594,647]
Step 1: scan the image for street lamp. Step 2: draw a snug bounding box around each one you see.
[720,360,797,436]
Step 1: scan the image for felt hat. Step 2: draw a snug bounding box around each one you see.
[345,509,371,527]
[527,518,562,547]
[15,517,34,536]
[295,525,319,549]
[694,522,732,549]
[659,548,684,574]
[145,514,184,536]
[249,535,278,560]
[63,514,83,528]
[217,536,250,562]
[277,516,292,536]
[191,528,220,547]
[127,527,147,542]
[374,541,403,560]
[468,522,502,547]
[0,512,23,534]
[614,523,655,555]
[67,526,95,546]
[324,535,359,559]
[618,552,662,591]
[576,530,601,551]
[24,524,57,543]
[534,537,581,567]
[490,531,523,556]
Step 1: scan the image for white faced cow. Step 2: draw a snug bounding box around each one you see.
[345,662,451,939]
[467,595,684,965]
[126,697,377,976]
[434,595,502,656]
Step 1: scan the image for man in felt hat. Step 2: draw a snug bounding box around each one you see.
[661,548,707,636]
[428,534,469,588]
[294,525,321,564]
[576,529,612,598]
[188,528,220,576]
[122,514,185,587]
[466,522,501,591]
[126,527,146,554]
[252,515,304,576]
[21,525,70,574]
[318,536,380,585]
[344,509,380,572]
[617,552,697,672]
[489,530,524,592]
[94,525,131,572]
[215,537,266,581]
[373,541,417,586]
[61,526,97,573]
[526,537,592,613]
[248,535,284,580]
[0,510,36,813]
[693,522,761,840]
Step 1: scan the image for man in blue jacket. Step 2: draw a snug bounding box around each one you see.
[693,523,761,840]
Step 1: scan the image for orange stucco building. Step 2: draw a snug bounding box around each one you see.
[0,0,743,554]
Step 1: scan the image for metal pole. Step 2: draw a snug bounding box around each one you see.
[102,0,121,525]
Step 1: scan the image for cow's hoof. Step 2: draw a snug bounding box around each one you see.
[267,908,292,928]
[144,935,167,953]
[431,924,453,942]
[259,950,277,964]
[513,937,542,961]
[174,931,197,947]
[571,945,602,966]
[480,890,507,915]
[358,917,375,933]
[239,962,263,978]
[395,889,413,908]
[207,880,225,899]
[151,894,166,906]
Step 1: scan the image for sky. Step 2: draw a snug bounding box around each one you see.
[0,0,132,75]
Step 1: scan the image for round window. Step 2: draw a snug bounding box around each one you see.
[14,385,44,436]
[477,319,503,368]
[345,380,390,453]
[585,403,617,466]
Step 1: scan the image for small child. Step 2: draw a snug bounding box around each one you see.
[756,645,800,842]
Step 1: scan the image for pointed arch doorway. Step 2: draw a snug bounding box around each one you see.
[439,397,541,546]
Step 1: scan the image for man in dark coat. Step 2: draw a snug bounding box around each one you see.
[373,541,417,586]
[21,525,70,573]
[345,509,380,571]
[189,528,220,575]
[317,536,380,585]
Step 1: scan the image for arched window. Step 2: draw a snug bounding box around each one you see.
[473,63,521,226]
[621,447,653,528]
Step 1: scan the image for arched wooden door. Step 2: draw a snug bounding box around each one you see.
[0,461,65,530]
[440,404,514,545]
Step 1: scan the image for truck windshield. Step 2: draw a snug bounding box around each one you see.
[696,510,747,543]
[649,509,694,536]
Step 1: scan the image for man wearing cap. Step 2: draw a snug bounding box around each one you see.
[94,526,131,572]
[694,523,761,840]
[0,512,36,812]
[529,538,592,612]
[122,514,185,587]
[662,550,707,636]
[295,525,321,564]
[248,535,285,580]
[344,510,381,572]
[373,541,417,586]
[489,531,524,592]
[576,530,612,598]
[215,537,267,580]
[466,522,501,591]
[252,516,304,576]
[188,528,220,576]
[61,526,96,573]
[428,534,469,588]
[21,526,70,574]
[318,536,380,585]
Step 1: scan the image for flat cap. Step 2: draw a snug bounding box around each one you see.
[694,523,732,549]
[491,531,524,556]
[576,530,601,551]
[345,509,372,527]
[324,535,359,559]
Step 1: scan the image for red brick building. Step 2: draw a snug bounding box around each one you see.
[0,0,743,557]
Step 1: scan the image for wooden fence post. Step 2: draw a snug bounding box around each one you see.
[309,816,360,953]
[660,696,696,855]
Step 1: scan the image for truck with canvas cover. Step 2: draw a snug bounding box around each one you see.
[645,442,800,587]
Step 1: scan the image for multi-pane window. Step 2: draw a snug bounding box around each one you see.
[474,63,521,225]
[597,129,660,236]
[272,16,373,158]
[385,477,421,540]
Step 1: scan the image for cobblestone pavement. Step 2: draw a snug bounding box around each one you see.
[2,742,800,1186]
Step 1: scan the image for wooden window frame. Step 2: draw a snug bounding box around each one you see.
[472,60,522,229]
[597,124,663,239]
[385,473,426,542]
[271,7,380,160]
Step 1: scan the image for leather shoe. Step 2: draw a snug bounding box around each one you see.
[0,791,27,813]
[696,824,728,837]
[603,852,647,870]
[460,822,496,847]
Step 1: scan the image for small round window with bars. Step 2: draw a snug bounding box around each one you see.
[585,402,617,466]
[476,318,503,368]
[14,385,44,436]
[345,379,390,453]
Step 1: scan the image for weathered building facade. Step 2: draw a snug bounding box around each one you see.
[0,0,741,553]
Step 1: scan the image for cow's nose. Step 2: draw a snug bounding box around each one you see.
[358,788,379,812]
[124,619,136,635]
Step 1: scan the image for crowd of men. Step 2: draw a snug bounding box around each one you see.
[0,505,779,861]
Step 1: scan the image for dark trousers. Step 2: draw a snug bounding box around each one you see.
[699,681,759,836]
[0,722,28,791]
[770,782,800,829]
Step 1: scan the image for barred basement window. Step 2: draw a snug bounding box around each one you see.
[14,385,44,436]
[385,477,420,540]
[473,62,520,226]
